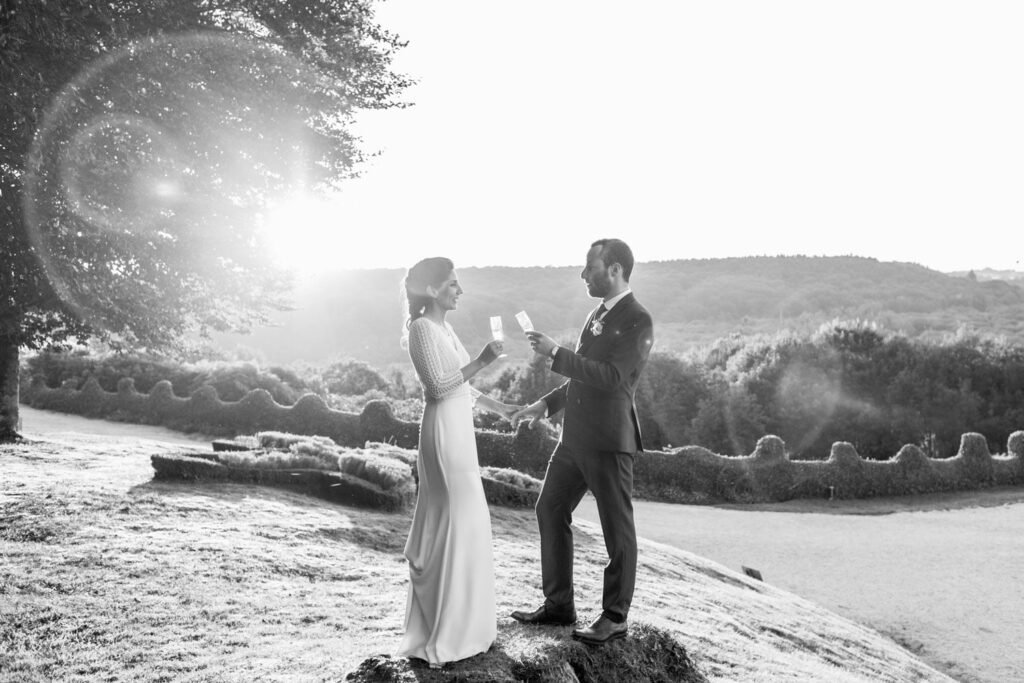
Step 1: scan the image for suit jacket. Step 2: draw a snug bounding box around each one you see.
[541,292,654,454]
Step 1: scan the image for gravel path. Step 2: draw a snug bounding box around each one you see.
[576,479,1024,683]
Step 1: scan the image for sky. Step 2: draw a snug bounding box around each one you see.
[270,1,1024,273]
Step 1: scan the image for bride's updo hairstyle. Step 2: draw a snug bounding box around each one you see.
[402,256,454,331]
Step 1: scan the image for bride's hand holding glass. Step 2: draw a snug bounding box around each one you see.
[476,340,504,365]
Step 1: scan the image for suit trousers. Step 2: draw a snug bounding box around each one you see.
[536,442,637,623]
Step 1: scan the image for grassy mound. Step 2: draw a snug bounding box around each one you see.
[2,434,959,683]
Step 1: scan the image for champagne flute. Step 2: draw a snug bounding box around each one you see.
[490,316,507,358]
[515,310,534,333]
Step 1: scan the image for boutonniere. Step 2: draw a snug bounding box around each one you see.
[589,318,604,336]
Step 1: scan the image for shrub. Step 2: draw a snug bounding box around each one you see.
[473,410,516,433]
[256,431,341,459]
[389,397,423,423]
[256,431,310,449]
[362,441,418,468]
[185,361,303,405]
[327,392,423,424]
[321,357,390,396]
[150,453,411,511]
[290,439,345,468]
[480,477,539,508]
[635,351,711,450]
[495,353,565,409]
[689,384,768,457]
[23,349,308,405]
[479,466,543,508]
[217,450,336,471]
[338,448,415,491]
[480,466,542,492]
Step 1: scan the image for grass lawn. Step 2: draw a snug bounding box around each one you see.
[1,433,953,682]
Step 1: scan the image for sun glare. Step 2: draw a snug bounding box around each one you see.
[261,195,347,274]
[259,188,431,274]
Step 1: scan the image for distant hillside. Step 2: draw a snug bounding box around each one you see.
[209,256,1024,367]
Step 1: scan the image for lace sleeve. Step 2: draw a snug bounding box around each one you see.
[448,324,482,406]
[408,319,465,400]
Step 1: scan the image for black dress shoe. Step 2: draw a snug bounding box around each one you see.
[572,615,627,644]
[510,605,577,626]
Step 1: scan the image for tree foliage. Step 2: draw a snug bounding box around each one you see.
[319,357,390,396]
[636,321,1024,458]
[482,319,1024,457]
[1,0,409,351]
[0,0,410,437]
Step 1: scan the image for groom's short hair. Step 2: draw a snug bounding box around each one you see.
[592,238,634,282]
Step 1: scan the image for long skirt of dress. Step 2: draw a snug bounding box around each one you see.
[398,391,496,665]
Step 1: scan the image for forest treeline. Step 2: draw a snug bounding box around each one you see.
[26,318,1024,461]
[634,321,1024,459]
[209,256,1024,367]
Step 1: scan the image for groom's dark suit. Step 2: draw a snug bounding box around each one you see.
[538,291,653,623]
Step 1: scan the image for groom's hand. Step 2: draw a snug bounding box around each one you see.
[512,401,546,429]
[498,402,523,421]
[526,331,556,358]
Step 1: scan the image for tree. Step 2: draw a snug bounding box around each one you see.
[689,383,767,456]
[321,357,390,396]
[501,352,565,409]
[634,351,711,450]
[0,0,411,439]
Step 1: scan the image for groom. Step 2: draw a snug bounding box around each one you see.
[511,238,654,645]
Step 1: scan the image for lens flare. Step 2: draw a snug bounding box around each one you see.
[59,114,187,234]
[23,30,321,333]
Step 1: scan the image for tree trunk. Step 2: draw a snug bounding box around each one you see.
[0,341,21,442]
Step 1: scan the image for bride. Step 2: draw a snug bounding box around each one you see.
[397,256,519,668]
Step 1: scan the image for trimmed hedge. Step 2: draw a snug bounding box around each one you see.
[22,351,309,405]
[151,439,541,510]
[28,379,1024,504]
[150,452,413,511]
[26,377,367,445]
[480,466,542,508]
[23,376,554,469]
[634,432,1024,503]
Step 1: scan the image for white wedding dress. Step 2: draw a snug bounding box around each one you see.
[398,316,496,665]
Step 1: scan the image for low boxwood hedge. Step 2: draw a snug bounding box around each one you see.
[27,379,1024,505]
